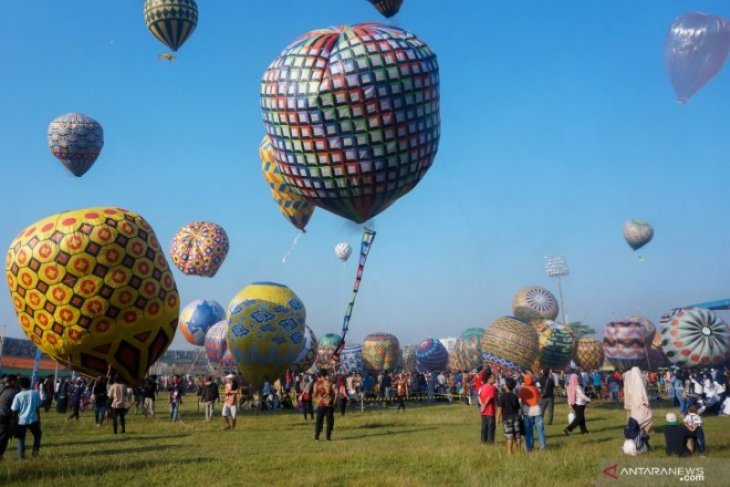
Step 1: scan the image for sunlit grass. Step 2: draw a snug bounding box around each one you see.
[0,398,727,486]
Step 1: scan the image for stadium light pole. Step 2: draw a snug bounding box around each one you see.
[545,256,569,325]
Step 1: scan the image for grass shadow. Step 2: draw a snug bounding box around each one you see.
[339,426,430,440]
[43,433,190,447]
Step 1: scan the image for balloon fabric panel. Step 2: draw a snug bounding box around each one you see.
[261,23,440,223]
[5,207,179,384]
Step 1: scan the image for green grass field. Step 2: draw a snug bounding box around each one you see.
[1,398,727,486]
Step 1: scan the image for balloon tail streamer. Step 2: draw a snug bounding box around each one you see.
[281,231,305,264]
[335,228,376,356]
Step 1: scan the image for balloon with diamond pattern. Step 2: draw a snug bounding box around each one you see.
[574,338,604,370]
[260,23,440,223]
[169,221,229,277]
[362,332,400,372]
[481,316,539,373]
[5,207,179,384]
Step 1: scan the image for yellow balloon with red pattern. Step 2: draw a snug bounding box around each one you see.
[5,207,179,384]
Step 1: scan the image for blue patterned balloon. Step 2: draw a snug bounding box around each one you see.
[180,299,225,346]
[416,337,449,372]
[340,343,364,375]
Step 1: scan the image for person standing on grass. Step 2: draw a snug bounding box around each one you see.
[143,377,157,417]
[107,376,127,434]
[313,369,337,441]
[68,377,84,420]
[168,375,183,422]
[478,370,497,444]
[538,368,555,425]
[684,405,706,456]
[394,373,408,412]
[519,373,546,451]
[222,375,238,430]
[564,373,591,435]
[0,374,19,460]
[300,374,314,421]
[337,375,348,416]
[92,376,108,427]
[10,376,42,460]
[623,367,653,433]
[201,375,219,422]
[496,377,521,455]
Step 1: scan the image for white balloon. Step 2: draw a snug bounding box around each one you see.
[335,242,352,262]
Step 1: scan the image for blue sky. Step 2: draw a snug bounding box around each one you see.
[2,0,730,350]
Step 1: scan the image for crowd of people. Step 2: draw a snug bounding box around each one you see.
[0,363,728,461]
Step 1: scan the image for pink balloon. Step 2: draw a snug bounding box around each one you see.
[665,12,730,104]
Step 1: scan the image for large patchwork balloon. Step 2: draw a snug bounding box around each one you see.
[481,317,539,373]
[227,282,306,388]
[362,332,400,372]
[179,299,225,346]
[5,207,179,384]
[623,220,654,252]
[452,328,485,372]
[575,338,604,371]
[664,12,730,104]
[340,343,365,375]
[512,286,559,323]
[416,337,449,372]
[169,221,229,277]
[603,317,655,372]
[657,308,730,368]
[260,136,315,231]
[144,0,198,52]
[534,321,575,369]
[260,23,440,223]
[204,320,236,373]
[316,333,343,370]
[367,0,403,18]
[48,113,104,177]
[292,325,318,374]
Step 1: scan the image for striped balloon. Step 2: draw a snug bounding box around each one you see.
[535,321,575,369]
[144,0,198,52]
[367,0,404,18]
[603,317,655,372]
[416,337,449,372]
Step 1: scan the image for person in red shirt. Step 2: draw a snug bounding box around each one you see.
[478,370,497,444]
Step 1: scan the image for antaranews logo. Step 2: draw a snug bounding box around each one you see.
[603,464,619,480]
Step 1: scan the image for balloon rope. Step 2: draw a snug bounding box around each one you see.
[281,231,305,264]
[335,228,376,356]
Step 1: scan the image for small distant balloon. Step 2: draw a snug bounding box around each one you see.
[48,113,104,177]
[368,0,403,18]
[335,243,352,262]
[169,222,229,277]
[144,0,198,52]
[664,12,730,104]
[623,219,654,252]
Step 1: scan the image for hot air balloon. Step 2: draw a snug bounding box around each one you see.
[5,207,179,384]
[481,317,539,374]
[205,320,236,373]
[367,0,403,18]
[534,321,575,370]
[340,343,365,375]
[226,282,306,388]
[144,0,198,52]
[400,345,417,372]
[260,136,315,231]
[416,337,449,372]
[451,328,485,372]
[335,243,352,263]
[292,325,318,374]
[261,23,440,224]
[512,286,559,323]
[179,299,225,346]
[574,338,604,371]
[657,308,730,368]
[362,333,400,372]
[623,220,654,252]
[603,317,655,372]
[169,221,229,277]
[47,113,104,177]
[664,12,730,104]
[316,333,343,370]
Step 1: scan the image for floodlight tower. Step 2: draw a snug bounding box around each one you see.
[545,256,569,325]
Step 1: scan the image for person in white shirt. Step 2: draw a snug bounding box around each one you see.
[684,405,705,455]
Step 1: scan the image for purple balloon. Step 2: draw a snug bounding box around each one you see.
[664,12,730,104]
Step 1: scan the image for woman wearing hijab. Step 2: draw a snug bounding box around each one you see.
[564,373,591,435]
[623,366,653,433]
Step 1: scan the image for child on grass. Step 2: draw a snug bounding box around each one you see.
[496,377,521,455]
[684,405,705,456]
